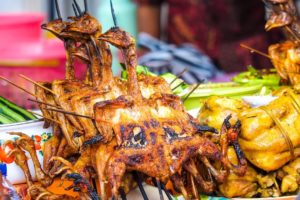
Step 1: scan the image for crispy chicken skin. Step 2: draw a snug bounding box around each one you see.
[263,0,300,85]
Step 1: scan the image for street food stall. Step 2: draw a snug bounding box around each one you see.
[0,0,299,199]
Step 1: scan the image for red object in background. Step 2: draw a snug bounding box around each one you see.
[0,14,86,108]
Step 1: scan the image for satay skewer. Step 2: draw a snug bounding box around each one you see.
[84,0,88,14]
[19,74,56,95]
[73,0,83,16]
[44,108,93,119]
[170,68,188,86]
[240,44,273,60]
[240,43,290,72]
[27,98,61,109]
[26,110,61,125]
[0,76,38,98]
[183,83,201,102]
[171,81,185,91]
[72,3,79,17]
[54,0,62,19]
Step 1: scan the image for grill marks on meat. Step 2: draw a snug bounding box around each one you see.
[94,93,221,196]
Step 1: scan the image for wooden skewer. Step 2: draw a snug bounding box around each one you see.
[240,43,291,72]
[183,83,201,102]
[72,3,79,17]
[240,43,287,66]
[84,0,88,14]
[0,76,38,98]
[44,108,93,119]
[240,44,273,60]
[54,0,62,20]
[27,98,61,109]
[285,26,300,43]
[73,0,83,16]
[170,68,188,86]
[19,74,56,95]
[171,81,185,91]
[26,110,61,125]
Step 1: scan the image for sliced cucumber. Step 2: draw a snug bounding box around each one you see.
[0,96,37,120]
[0,113,16,124]
[0,102,26,122]
[179,82,263,98]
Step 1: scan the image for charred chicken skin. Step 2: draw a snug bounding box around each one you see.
[8,2,249,200]
[263,0,300,85]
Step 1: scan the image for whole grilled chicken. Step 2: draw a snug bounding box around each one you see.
[239,94,300,171]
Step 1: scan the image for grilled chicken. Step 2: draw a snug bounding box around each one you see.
[263,0,300,85]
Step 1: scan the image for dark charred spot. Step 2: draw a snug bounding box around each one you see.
[157,145,166,166]
[233,142,245,160]
[143,121,150,128]
[82,135,103,148]
[128,124,135,129]
[164,127,178,139]
[128,154,144,165]
[73,131,82,138]
[196,125,218,134]
[82,96,91,103]
[224,115,232,129]
[171,148,180,158]
[186,145,198,155]
[64,88,71,94]
[150,119,159,128]
[123,126,147,148]
[120,125,126,135]
[150,132,156,145]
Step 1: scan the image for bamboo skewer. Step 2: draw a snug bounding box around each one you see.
[0,76,38,98]
[84,0,88,14]
[171,82,185,91]
[240,44,273,60]
[240,43,287,66]
[19,74,56,95]
[54,0,62,19]
[170,68,188,86]
[27,110,61,125]
[183,83,200,102]
[240,43,293,74]
[285,26,300,44]
[44,108,93,119]
[72,3,79,17]
[73,0,83,16]
[28,98,61,109]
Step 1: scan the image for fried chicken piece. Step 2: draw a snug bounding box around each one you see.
[137,74,172,98]
[34,82,58,128]
[43,129,61,174]
[218,147,258,198]
[5,141,33,187]
[280,158,300,193]
[197,96,250,130]
[263,0,300,84]
[239,95,300,171]
[8,132,53,187]
[94,93,220,196]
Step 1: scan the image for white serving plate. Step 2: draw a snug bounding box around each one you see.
[127,184,297,200]
[0,119,52,184]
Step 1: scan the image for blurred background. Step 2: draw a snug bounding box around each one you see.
[0,0,300,108]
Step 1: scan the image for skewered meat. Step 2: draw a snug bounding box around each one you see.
[263,0,300,84]
[198,94,300,172]
[8,132,52,187]
[218,147,258,198]
[8,1,250,199]
[239,94,300,171]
